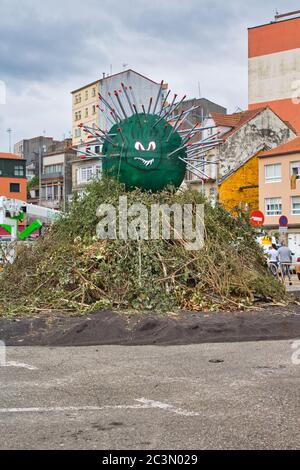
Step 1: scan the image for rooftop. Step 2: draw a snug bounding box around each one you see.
[210,108,268,140]
[71,69,162,94]
[0,152,25,161]
[260,136,300,158]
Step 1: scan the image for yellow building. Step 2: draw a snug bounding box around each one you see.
[219,151,262,213]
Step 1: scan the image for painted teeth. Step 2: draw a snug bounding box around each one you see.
[134,157,154,167]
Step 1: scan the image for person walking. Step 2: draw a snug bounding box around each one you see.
[278,241,293,285]
[268,244,279,265]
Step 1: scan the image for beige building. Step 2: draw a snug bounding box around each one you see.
[29,149,75,210]
[71,69,167,196]
[259,137,300,255]
[72,80,99,147]
[71,68,166,147]
[71,156,102,197]
[186,107,295,202]
[259,136,300,223]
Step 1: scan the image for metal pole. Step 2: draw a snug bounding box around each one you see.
[39,147,42,206]
[7,128,12,153]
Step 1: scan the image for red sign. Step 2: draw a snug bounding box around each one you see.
[250,210,265,227]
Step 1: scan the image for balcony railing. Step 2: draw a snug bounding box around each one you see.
[41,171,64,180]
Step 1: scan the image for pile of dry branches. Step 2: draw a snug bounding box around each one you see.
[0,179,286,316]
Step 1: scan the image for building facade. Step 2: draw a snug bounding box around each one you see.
[14,136,65,178]
[248,11,300,133]
[186,107,296,208]
[170,97,227,128]
[218,150,263,213]
[259,137,300,251]
[29,149,75,210]
[0,152,27,201]
[71,156,102,198]
[71,69,168,195]
[71,69,167,148]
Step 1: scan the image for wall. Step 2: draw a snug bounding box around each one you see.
[0,177,27,200]
[72,81,100,147]
[248,17,300,133]
[219,154,259,212]
[71,157,101,193]
[99,70,162,130]
[218,108,295,177]
[259,151,300,227]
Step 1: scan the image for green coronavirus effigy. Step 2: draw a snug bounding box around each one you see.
[102,113,187,192]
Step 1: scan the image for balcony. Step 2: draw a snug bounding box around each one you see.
[41,171,64,180]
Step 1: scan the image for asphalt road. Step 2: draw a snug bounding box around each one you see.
[0,340,299,450]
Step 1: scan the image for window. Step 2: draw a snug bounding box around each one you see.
[291,161,300,179]
[265,197,282,216]
[92,88,96,97]
[14,165,24,176]
[75,111,82,121]
[85,90,88,100]
[95,146,100,154]
[265,163,281,183]
[43,164,63,174]
[75,94,81,104]
[292,196,300,215]
[75,128,81,138]
[10,183,20,193]
[77,164,102,184]
[92,105,96,115]
[85,108,89,118]
[77,166,94,184]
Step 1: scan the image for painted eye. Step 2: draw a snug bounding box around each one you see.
[147,141,156,151]
[135,141,145,151]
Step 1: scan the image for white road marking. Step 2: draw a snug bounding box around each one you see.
[136,398,200,417]
[1,361,38,371]
[0,399,198,417]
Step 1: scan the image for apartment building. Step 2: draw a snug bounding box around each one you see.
[186,107,295,207]
[14,136,67,178]
[29,148,75,210]
[0,152,27,201]
[71,156,102,198]
[259,137,300,252]
[71,69,167,195]
[248,10,300,133]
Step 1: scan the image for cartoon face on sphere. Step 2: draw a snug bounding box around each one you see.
[102,114,187,192]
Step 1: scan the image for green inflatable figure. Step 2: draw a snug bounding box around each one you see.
[102,113,187,192]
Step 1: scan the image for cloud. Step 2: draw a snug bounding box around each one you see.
[0,0,300,147]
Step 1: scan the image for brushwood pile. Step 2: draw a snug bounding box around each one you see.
[0,179,285,316]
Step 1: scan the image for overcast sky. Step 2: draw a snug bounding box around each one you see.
[1,0,300,149]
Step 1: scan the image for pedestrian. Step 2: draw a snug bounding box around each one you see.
[278,241,293,285]
[268,243,278,265]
